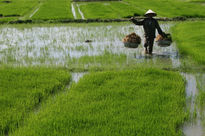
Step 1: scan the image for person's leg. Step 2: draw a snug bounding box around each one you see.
[148,38,154,54]
[144,38,149,54]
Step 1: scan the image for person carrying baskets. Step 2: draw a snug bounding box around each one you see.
[130,9,166,54]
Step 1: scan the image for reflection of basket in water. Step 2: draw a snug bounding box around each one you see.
[124,42,139,48]
[156,40,172,47]
[156,34,172,47]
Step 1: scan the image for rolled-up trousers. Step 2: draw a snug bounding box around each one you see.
[144,37,154,54]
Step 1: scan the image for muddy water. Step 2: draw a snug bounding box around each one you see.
[71,72,86,83]
[182,73,205,136]
[0,23,178,67]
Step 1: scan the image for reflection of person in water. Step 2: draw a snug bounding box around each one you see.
[130,9,166,55]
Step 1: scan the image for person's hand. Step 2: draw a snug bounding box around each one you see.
[162,32,167,38]
[130,17,135,21]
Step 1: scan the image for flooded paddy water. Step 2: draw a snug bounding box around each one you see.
[0,22,204,136]
[182,73,205,136]
[72,72,86,83]
[0,22,179,67]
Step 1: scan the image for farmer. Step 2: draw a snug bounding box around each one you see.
[130,9,166,54]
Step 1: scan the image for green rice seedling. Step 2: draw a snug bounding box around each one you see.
[195,73,205,108]
[124,0,205,18]
[0,17,18,22]
[32,0,73,20]
[187,0,205,2]
[1,0,205,22]
[78,2,120,19]
[11,68,186,136]
[71,2,82,19]
[0,0,38,17]
[74,0,205,19]
[78,1,144,19]
[68,51,128,71]
[196,73,205,130]
[198,90,205,107]
[172,21,205,65]
[67,50,179,72]
[0,67,71,135]
[73,45,88,51]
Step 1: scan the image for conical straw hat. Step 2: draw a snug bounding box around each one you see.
[145,9,157,16]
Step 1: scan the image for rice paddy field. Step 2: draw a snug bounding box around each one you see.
[172,21,205,65]
[1,0,205,135]
[0,67,71,135]
[0,20,205,136]
[31,0,73,20]
[11,69,186,136]
[0,23,178,68]
[1,0,205,22]
[0,0,38,17]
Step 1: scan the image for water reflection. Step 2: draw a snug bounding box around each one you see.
[0,23,177,67]
[71,72,86,83]
[182,73,205,136]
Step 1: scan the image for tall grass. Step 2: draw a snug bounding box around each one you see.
[172,21,205,64]
[12,68,186,136]
[0,67,71,135]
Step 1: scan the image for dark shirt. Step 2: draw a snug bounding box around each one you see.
[131,18,163,39]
